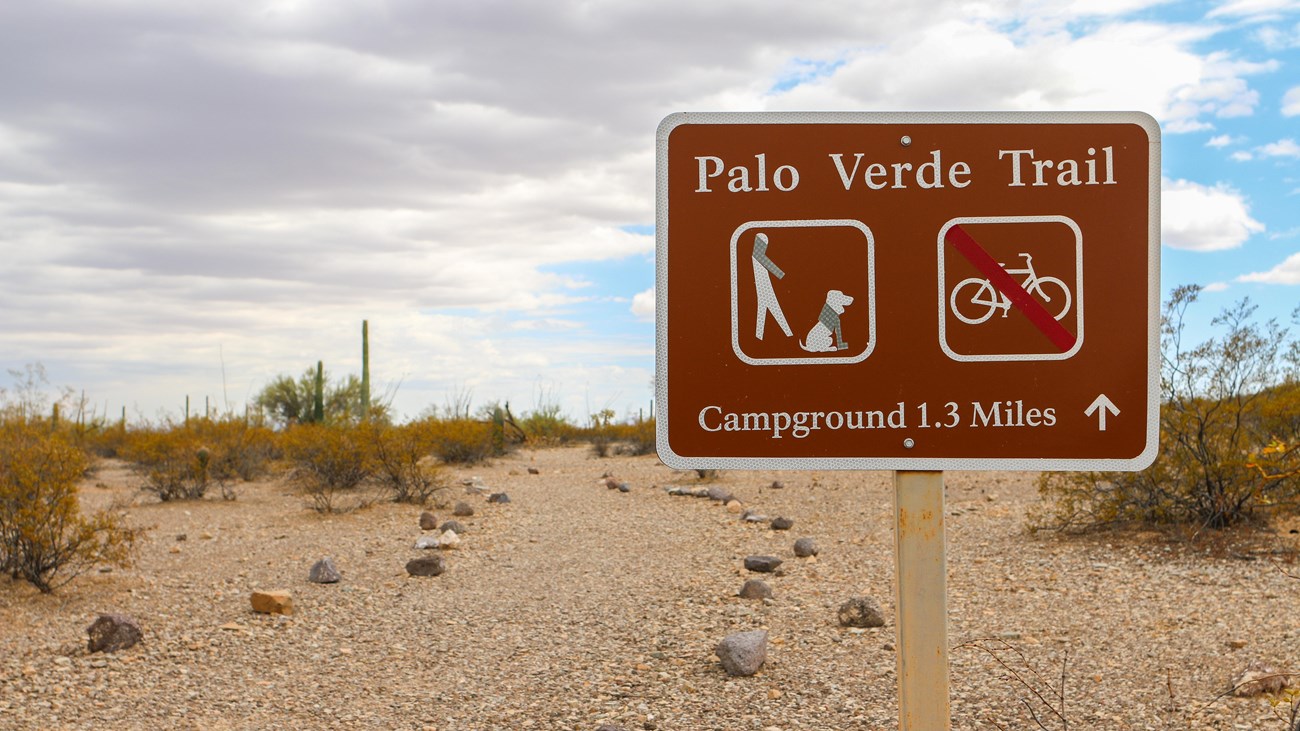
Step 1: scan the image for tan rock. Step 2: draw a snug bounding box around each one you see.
[250,590,293,615]
[725,500,744,513]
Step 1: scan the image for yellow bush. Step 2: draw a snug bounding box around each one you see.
[420,418,502,465]
[369,423,448,504]
[281,424,374,513]
[120,426,217,501]
[0,422,138,593]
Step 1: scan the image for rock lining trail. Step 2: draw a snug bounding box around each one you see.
[1,445,1297,730]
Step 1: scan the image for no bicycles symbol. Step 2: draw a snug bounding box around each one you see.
[938,216,1084,362]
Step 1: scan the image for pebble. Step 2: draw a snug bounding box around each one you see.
[837,597,885,628]
[715,630,767,676]
[738,579,773,600]
[308,557,341,584]
[770,516,794,530]
[793,537,818,557]
[744,555,783,573]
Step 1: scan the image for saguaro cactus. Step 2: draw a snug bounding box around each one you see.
[313,361,325,423]
[361,320,371,421]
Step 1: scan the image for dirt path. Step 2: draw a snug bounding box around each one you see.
[1,446,1298,730]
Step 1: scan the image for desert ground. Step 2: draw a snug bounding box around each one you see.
[1,445,1297,730]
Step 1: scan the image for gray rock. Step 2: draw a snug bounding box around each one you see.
[617,483,630,493]
[690,487,711,498]
[415,534,441,549]
[308,557,341,583]
[405,555,447,577]
[487,492,511,503]
[793,537,819,557]
[419,511,438,531]
[744,513,769,523]
[715,630,768,676]
[452,501,475,517]
[770,516,794,531]
[86,613,142,654]
[738,579,773,600]
[707,486,733,502]
[438,520,467,534]
[837,596,886,628]
[769,480,784,489]
[744,555,782,573]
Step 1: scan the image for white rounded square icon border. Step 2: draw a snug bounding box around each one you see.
[730,219,876,366]
[937,215,1084,362]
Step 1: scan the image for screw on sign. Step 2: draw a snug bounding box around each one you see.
[655,112,1160,730]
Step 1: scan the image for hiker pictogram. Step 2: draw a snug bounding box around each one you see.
[751,233,793,340]
[729,220,876,366]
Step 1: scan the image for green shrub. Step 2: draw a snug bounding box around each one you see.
[519,403,580,446]
[1035,287,1300,532]
[0,422,138,593]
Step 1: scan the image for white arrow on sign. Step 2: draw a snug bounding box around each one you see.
[1084,394,1120,431]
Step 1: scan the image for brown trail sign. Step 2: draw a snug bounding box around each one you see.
[655,111,1160,730]
[655,111,1160,472]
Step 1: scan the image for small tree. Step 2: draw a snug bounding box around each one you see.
[1036,286,1300,531]
[254,365,386,427]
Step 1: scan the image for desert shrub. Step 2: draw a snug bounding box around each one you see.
[0,422,138,593]
[189,417,279,482]
[1035,287,1300,532]
[421,417,505,465]
[81,420,129,459]
[281,423,375,513]
[610,419,656,456]
[519,402,580,446]
[586,408,617,458]
[369,423,449,504]
[120,426,223,501]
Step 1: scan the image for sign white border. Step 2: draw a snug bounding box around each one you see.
[655,111,1161,472]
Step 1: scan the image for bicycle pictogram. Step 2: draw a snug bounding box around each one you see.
[948,252,1072,325]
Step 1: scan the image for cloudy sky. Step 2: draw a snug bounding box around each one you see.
[1,0,1297,423]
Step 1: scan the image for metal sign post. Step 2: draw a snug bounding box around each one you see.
[894,471,949,730]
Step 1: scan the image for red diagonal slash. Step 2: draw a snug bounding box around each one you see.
[946,224,1077,353]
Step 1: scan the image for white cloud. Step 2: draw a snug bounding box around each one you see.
[1286,86,1300,115]
[1257,24,1300,49]
[765,19,1271,134]
[0,0,1291,420]
[1202,281,1231,292]
[1208,0,1300,20]
[1259,138,1300,157]
[1239,252,1300,284]
[1231,150,1256,160]
[630,288,655,322]
[1206,134,1238,147]
[1161,178,1265,250]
